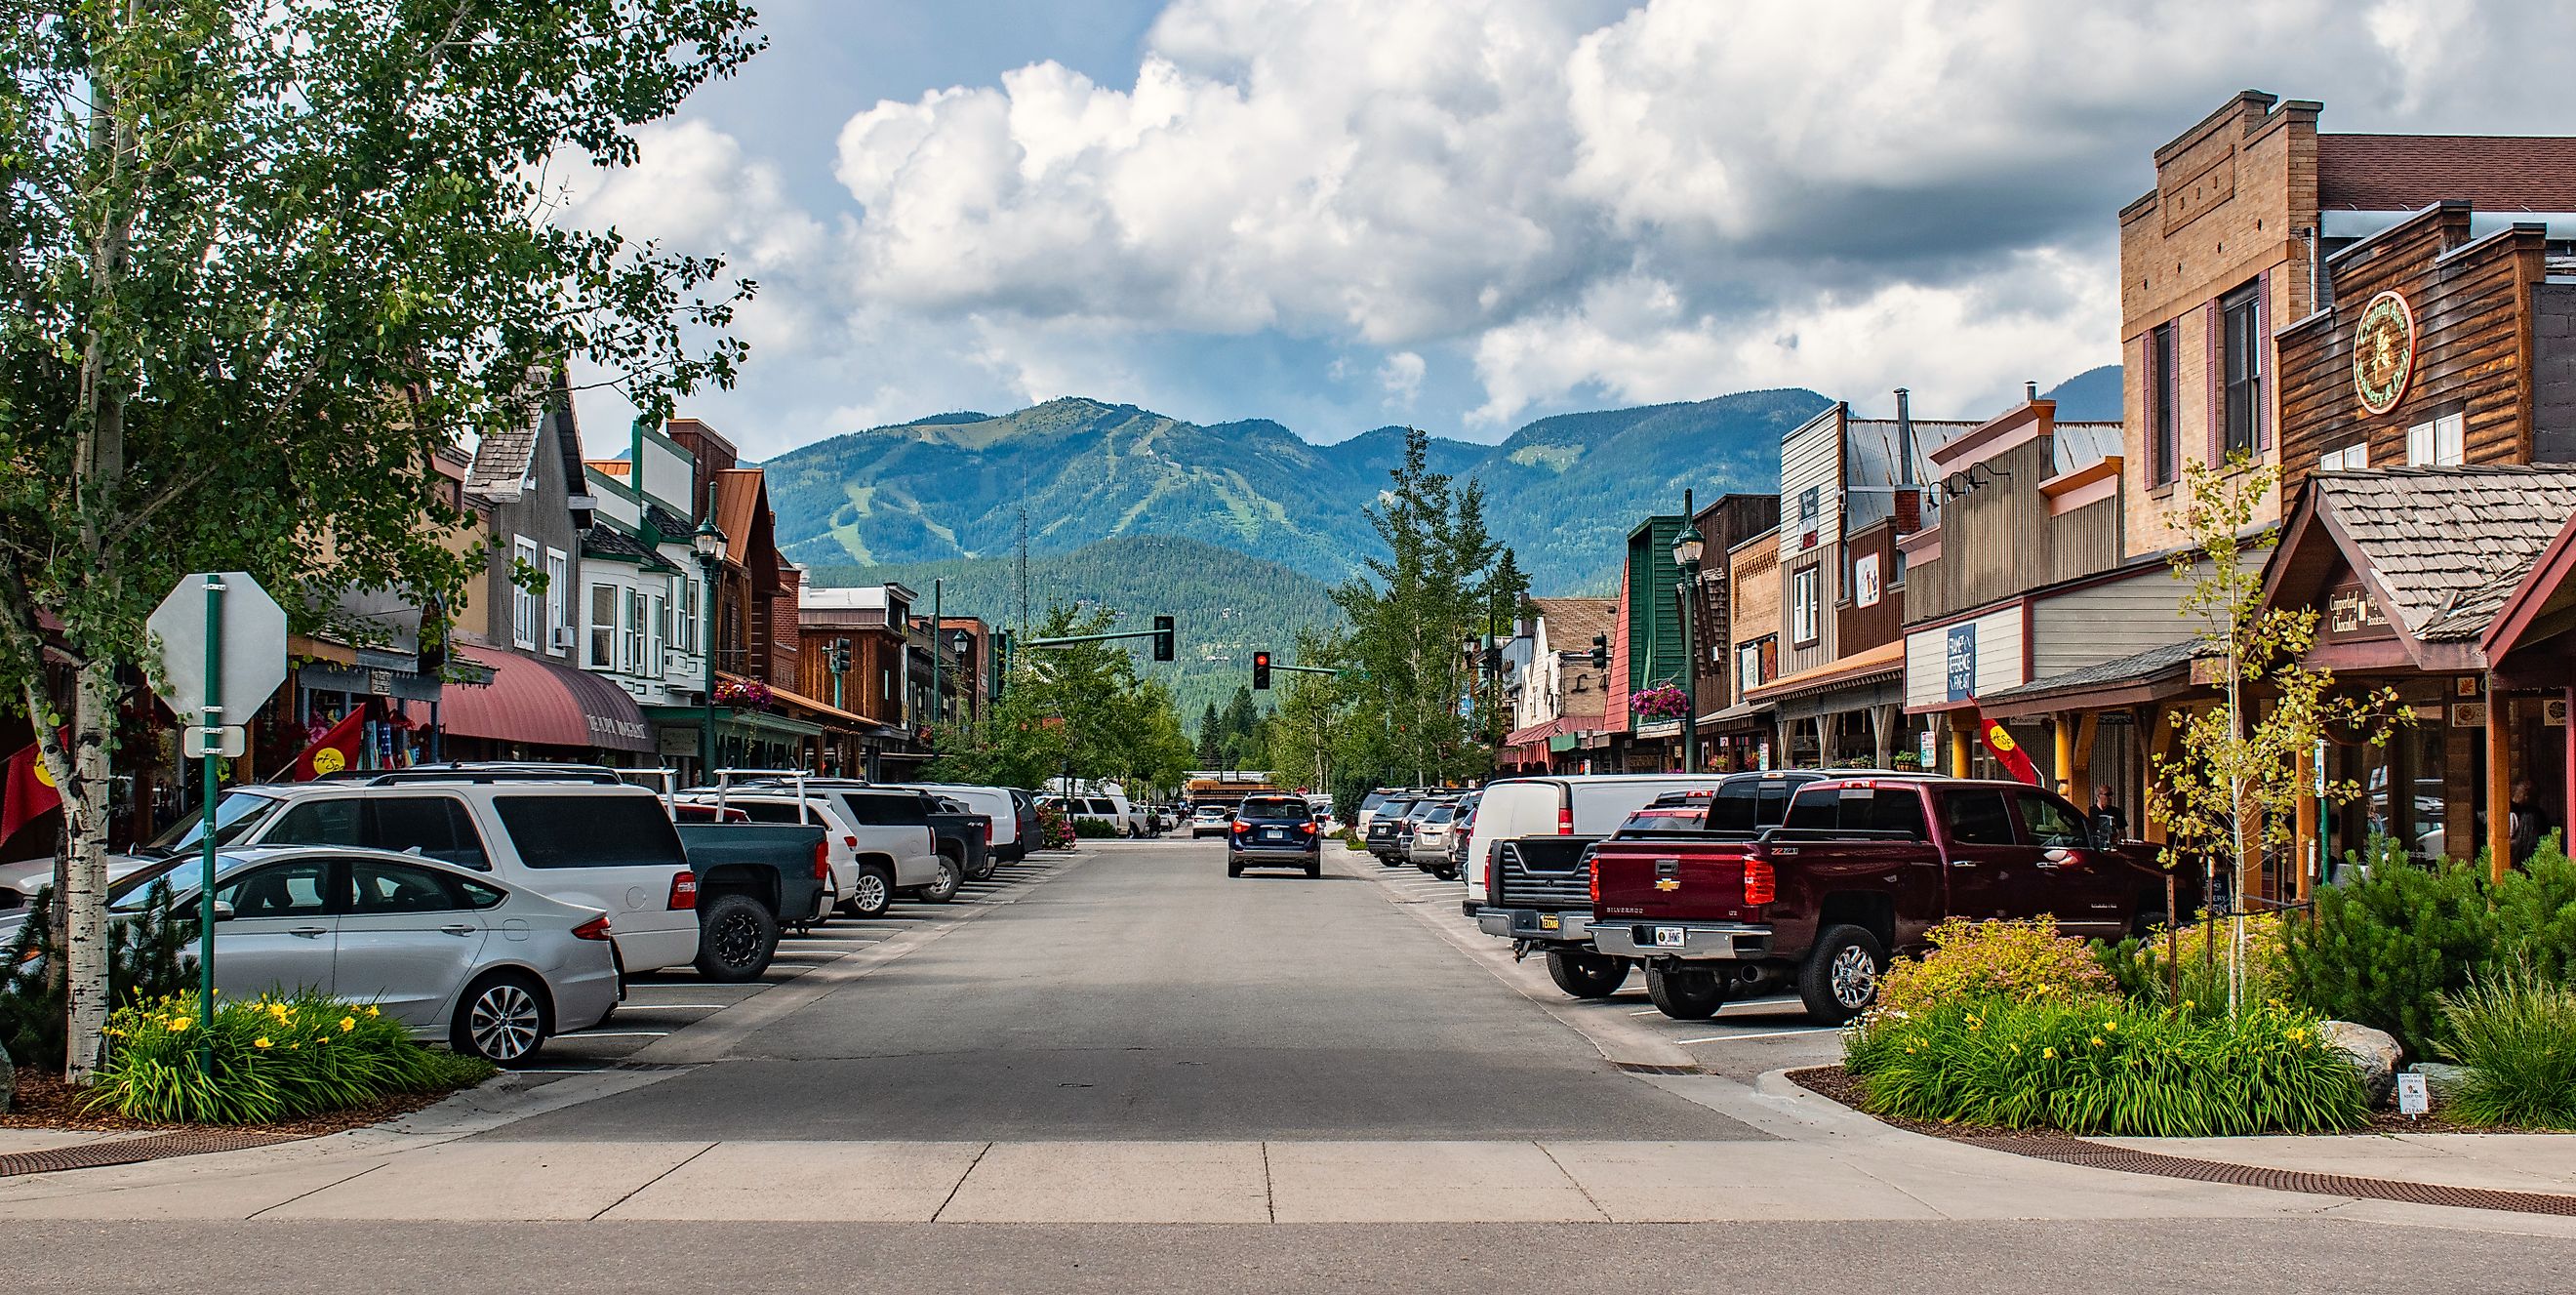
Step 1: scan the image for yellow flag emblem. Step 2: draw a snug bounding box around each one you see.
[311,748,346,776]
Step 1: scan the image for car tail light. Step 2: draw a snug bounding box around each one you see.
[1558,804,1573,834]
[572,915,614,942]
[813,841,831,881]
[1296,822,1315,834]
[984,821,993,845]
[666,870,698,911]
[1744,858,1776,907]
[1231,820,1251,834]
[1589,854,1600,905]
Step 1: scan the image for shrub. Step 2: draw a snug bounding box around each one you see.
[1031,802,1076,849]
[2282,853,2496,1058]
[1845,994,2367,1136]
[0,879,198,1071]
[84,991,494,1124]
[1070,817,1122,839]
[2437,962,2576,1131]
[2490,834,2576,985]
[2093,912,2289,1018]
[1872,918,2114,1018]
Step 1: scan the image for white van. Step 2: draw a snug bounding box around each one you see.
[1460,775,1734,907]
[896,783,1024,861]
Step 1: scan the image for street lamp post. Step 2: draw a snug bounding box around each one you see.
[692,490,727,780]
[1671,490,1706,776]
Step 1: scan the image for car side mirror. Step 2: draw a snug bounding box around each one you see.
[210,900,237,922]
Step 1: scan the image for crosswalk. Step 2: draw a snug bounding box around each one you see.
[525,853,1074,1074]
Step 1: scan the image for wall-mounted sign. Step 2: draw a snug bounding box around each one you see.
[2353,290,2417,416]
[2547,699,2569,728]
[1853,552,1883,609]
[1945,625,1977,702]
[2452,702,2486,728]
[2324,583,2388,638]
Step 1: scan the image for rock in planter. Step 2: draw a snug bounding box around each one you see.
[2319,1020,2402,1108]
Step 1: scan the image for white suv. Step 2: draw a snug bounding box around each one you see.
[676,785,949,918]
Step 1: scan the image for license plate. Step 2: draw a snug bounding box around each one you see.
[1537,913,1561,931]
[1654,926,1686,949]
[1263,830,1282,841]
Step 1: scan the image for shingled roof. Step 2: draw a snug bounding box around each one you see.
[2316,467,2576,641]
[2317,135,2576,213]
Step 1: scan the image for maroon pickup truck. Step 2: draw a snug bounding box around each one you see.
[1589,776,2174,1025]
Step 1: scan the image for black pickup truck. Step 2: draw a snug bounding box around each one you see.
[926,796,995,883]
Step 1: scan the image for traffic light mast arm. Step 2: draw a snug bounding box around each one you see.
[1269,664,1345,677]
[1019,630,1163,648]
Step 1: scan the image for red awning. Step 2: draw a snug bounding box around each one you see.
[439,645,655,753]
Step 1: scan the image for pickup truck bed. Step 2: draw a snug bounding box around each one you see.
[673,822,828,981]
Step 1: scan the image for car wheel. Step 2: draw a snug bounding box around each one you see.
[452,971,551,1067]
[1645,960,1726,1020]
[1304,858,1321,878]
[693,893,779,983]
[846,863,895,919]
[968,851,998,882]
[1797,924,1887,1025]
[1227,859,1243,877]
[1546,950,1630,999]
[919,854,962,904]
[1378,854,1403,868]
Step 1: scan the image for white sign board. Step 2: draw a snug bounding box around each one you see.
[2395,1071,2430,1117]
[146,572,289,722]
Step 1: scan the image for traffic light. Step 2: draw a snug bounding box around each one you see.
[1252,651,1271,690]
[1152,614,1175,662]
[993,631,1011,698]
[1590,633,1609,669]
[830,638,853,673]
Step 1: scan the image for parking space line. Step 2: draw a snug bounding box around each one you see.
[615,1003,731,1010]
[1670,1028,1840,1044]
[561,1031,671,1039]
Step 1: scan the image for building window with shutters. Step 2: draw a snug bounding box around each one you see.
[1791,566,1820,646]
[510,537,540,649]
[648,595,666,679]
[2221,282,2263,458]
[624,588,646,675]
[2150,321,2179,483]
[589,585,616,668]
[543,548,569,655]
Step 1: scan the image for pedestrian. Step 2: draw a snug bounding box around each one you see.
[2508,778,2549,864]
[2091,785,2129,844]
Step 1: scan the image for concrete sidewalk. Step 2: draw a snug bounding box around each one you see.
[2091,1132,2576,1194]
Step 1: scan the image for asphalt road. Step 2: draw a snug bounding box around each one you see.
[483,837,1763,1142]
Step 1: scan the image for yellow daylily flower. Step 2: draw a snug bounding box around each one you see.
[365,1005,381,1017]
[253,1036,272,1049]
[2102,1020,2117,1032]
[2041,1047,2057,1059]
[2089,1036,2105,1047]
[340,1016,357,1032]
[167,1016,190,1032]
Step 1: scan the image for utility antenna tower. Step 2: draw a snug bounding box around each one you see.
[1015,505,1032,633]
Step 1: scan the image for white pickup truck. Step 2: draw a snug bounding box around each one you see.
[677,781,955,919]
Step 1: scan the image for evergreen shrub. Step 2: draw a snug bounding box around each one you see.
[0,880,197,1071]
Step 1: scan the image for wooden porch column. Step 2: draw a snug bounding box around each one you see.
[2487,678,2512,884]
[2566,685,2575,858]
[2294,744,2317,906]
[1950,713,1972,778]
[2052,711,2074,797]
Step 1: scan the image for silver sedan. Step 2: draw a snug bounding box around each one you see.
[101,845,620,1066]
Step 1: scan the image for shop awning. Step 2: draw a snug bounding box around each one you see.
[440,644,655,752]
[1971,639,2202,721]
[1700,700,1773,729]
[1745,640,1905,706]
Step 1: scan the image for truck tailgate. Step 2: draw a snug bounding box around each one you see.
[1590,838,1760,923]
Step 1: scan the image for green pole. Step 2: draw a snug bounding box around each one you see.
[198,573,223,1072]
[929,579,944,743]
[701,479,719,779]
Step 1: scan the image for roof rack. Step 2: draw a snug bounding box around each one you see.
[347,762,626,787]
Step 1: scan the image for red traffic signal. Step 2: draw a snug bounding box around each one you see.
[1252,651,1272,690]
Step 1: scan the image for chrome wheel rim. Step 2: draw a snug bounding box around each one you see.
[1830,946,1878,1008]
[855,872,889,912]
[934,861,958,897]
[469,984,542,1061]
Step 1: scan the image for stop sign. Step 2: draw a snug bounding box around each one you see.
[145,572,289,722]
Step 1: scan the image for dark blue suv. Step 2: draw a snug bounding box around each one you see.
[1226,795,1322,878]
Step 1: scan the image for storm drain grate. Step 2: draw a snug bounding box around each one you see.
[0,1129,298,1179]
[1959,1134,2576,1218]
[1612,1061,1704,1075]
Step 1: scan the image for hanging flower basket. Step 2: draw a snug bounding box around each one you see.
[713,678,774,710]
[1630,682,1691,721]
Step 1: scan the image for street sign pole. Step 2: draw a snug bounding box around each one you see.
[197,573,223,1072]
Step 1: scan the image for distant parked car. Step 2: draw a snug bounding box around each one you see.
[1227,795,1322,878]
[101,845,618,1066]
[1189,803,1235,837]
[1408,801,1463,878]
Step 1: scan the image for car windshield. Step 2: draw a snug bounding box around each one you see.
[141,791,285,855]
[103,857,199,912]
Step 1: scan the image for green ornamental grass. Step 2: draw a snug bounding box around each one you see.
[1845,995,2368,1137]
[2437,963,2576,1131]
[84,991,495,1125]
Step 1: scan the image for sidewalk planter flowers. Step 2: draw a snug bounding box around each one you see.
[1845,996,2368,1137]
[1628,683,1690,722]
[1033,801,1076,850]
[84,991,494,1125]
[2436,963,2576,1131]
[1875,918,2114,1017]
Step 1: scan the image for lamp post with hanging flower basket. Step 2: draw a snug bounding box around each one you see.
[1630,681,1691,723]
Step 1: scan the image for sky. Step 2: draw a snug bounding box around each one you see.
[561,0,2574,459]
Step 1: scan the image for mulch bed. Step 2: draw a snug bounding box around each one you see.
[1786,1065,2557,1139]
[2,1071,463,1137]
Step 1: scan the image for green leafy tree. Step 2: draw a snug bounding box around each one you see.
[1263,627,1350,796]
[0,1,760,1076]
[2145,456,2407,1014]
[926,605,1191,796]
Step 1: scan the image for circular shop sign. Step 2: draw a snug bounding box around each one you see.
[2352,290,2416,416]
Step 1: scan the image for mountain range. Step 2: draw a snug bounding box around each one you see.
[767,365,2120,597]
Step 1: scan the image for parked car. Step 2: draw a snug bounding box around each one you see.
[1442,791,1481,876]
[1361,795,1422,863]
[687,779,958,918]
[1047,790,1148,837]
[925,793,995,883]
[1189,803,1236,837]
[895,783,1026,868]
[1227,794,1322,877]
[1407,801,1463,878]
[102,845,618,1066]
[76,768,821,983]
[1477,770,1889,999]
[1588,775,2179,1024]
[1460,774,1739,915]
[1354,788,1420,838]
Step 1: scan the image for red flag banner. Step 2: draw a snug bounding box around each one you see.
[1974,708,2043,786]
[1,742,64,842]
[293,707,370,781]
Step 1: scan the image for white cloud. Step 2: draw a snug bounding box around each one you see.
[562,0,2576,449]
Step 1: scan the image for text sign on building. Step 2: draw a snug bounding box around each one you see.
[2324,584,2388,638]
[1945,625,1978,702]
[1798,487,1820,551]
[1853,553,1882,609]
